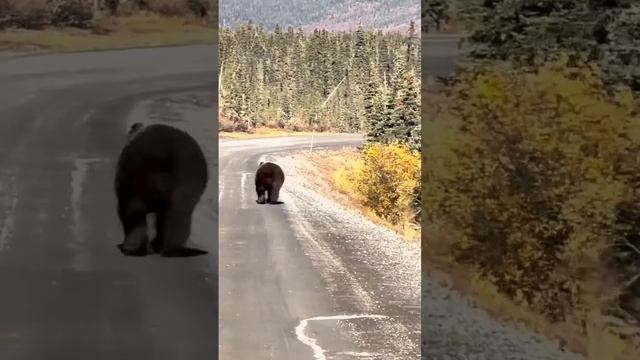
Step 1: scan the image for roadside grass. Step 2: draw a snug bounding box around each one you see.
[295,148,420,242]
[0,14,216,53]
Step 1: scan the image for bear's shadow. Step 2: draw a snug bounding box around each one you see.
[117,244,208,258]
[161,247,209,258]
[256,200,285,205]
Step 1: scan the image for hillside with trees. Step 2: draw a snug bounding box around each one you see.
[219,0,420,33]
[0,0,215,29]
[457,0,640,93]
[219,21,421,151]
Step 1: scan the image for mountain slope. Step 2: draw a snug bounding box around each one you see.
[219,0,420,32]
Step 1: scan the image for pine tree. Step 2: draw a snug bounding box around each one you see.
[423,0,450,32]
[353,25,370,88]
[406,20,418,70]
[390,70,420,151]
[463,0,640,92]
[378,35,392,87]
[390,49,407,96]
[366,88,392,143]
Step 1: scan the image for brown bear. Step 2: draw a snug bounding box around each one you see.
[114,122,208,256]
[255,161,285,204]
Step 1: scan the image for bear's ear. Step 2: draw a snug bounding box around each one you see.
[259,161,264,166]
[128,123,144,137]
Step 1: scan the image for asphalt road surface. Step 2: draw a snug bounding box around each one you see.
[0,45,218,360]
[218,134,422,360]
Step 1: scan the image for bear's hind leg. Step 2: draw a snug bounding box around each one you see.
[269,182,282,204]
[156,202,194,256]
[149,211,164,254]
[152,208,169,254]
[256,185,267,204]
[117,199,149,256]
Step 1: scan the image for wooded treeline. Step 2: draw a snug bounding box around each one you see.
[0,0,214,29]
[219,21,421,150]
[425,0,640,93]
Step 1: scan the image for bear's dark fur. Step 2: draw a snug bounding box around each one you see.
[115,122,208,256]
[255,161,285,204]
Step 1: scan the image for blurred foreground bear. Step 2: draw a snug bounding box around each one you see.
[115,122,208,256]
[255,161,285,204]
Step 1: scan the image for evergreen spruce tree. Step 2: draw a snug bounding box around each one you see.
[406,20,419,71]
[423,0,450,32]
[462,0,640,92]
[366,87,392,143]
[391,71,421,151]
[353,25,370,88]
[378,36,392,87]
[390,49,407,96]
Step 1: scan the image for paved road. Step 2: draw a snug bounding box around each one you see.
[218,135,422,360]
[0,45,218,360]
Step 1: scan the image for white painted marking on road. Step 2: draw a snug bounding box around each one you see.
[295,314,388,360]
[69,157,103,271]
[0,175,18,251]
[335,351,380,357]
[78,107,97,125]
[240,172,249,208]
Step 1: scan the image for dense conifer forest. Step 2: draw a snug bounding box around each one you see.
[219,21,421,150]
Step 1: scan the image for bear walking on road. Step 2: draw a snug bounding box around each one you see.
[255,161,285,204]
[114,122,208,256]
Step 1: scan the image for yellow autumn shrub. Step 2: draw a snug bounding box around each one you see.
[336,142,421,226]
[424,55,640,328]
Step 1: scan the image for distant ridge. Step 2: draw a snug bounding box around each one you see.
[219,0,420,33]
